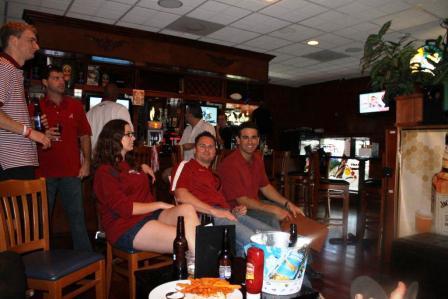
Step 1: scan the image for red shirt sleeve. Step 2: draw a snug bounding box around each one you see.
[94,165,134,219]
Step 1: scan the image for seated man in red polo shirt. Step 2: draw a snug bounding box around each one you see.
[217,122,304,230]
[171,131,274,257]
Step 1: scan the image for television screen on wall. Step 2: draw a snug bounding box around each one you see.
[359,91,389,114]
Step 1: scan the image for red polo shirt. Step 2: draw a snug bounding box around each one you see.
[172,159,230,209]
[217,150,270,208]
[94,161,156,244]
[30,96,91,177]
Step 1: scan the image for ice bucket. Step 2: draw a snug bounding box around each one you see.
[247,231,311,295]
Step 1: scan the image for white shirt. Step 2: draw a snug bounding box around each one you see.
[179,119,215,161]
[86,101,133,153]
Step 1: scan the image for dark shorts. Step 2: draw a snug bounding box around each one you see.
[114,209,163,252]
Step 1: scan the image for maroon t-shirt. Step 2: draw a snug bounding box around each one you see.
[172,159,230,209]
[217,150,269,208]
[94,161,156,244]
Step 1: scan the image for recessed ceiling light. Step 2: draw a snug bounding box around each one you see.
[158,0,183,9]
[307,40,319,46]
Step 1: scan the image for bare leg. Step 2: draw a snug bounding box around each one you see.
[158,204,199,253]
[132,220,176,252]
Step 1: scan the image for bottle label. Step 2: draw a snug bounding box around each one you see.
[219,265,231,279]
[246,262,254,280]
[432,189,448,235]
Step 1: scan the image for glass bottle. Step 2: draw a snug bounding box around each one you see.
[173,216,188,279]
[218,228,232,280]
[32,97,44,132]
[289,223,297,247]
[432,134,448,235]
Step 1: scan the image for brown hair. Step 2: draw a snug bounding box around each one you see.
[0,22,37,49]
[93,119,136,171]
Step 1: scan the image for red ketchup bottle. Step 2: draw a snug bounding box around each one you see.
[245,247,264,299]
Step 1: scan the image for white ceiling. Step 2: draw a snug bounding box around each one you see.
[1,0,447,87]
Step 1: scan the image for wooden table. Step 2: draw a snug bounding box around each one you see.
[135,258,319,299]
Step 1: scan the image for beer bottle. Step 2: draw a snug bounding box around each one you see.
[432,133,448,234]
[289,223,297,247]
[173,216,188,280]
[218,228,232,280]
[32,97,44,132]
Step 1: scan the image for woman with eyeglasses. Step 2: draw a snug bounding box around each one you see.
[93,119,199,253]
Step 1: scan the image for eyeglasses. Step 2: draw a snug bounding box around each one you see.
[124,132,135,138]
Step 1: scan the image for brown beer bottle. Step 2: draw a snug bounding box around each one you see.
[218,228,232,280]
[173,216,188,279]
[289,223,297,247]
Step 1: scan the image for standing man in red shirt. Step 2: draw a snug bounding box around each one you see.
[217,122,303,230]
[0,22,51,180]
[32,65,92,251]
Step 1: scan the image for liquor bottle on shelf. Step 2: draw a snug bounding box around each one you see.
[432,134,448,235]
[173,216,188,280]
[32,97,44,132]
[218,228,232,280]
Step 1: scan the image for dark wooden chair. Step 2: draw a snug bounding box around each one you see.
[106,242,171,299]
[0,178,106,299]
[356,178,384,253]
[309,151,350,241]
[269,150,290,195]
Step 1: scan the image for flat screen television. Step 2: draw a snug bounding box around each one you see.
[116,98,131,110]
[87,96,102,110]
[359,90,389,114]
[201,105,218,126]
[328,158,369,191]
[320,137,351,157]
[86,96,131,112]
[299,139,320,155]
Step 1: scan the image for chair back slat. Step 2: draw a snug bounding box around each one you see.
[0,178,49,253]
[21,195,30,243]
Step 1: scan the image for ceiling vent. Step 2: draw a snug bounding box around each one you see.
[165,16,225,36]
[302,50,349,62]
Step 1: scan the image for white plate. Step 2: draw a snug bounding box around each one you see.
[149,279,243,299]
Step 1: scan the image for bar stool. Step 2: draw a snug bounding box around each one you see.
[356,178,384,254]
[269,150,290,195]
[309,151,350,242]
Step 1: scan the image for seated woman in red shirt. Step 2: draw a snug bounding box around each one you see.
[93,119,199,252]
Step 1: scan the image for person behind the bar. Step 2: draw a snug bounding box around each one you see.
[171,131,274,257]
[31,65,92,251]
[217,122,304,230]
[179,103,215,161]
[216,113,233,150]
[0,21,51,180]
[87,83,133,154]
[93,119,199,253]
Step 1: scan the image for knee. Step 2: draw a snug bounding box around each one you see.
[178,203,197,217]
